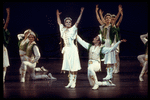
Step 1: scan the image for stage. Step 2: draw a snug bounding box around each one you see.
[3,58,148,98]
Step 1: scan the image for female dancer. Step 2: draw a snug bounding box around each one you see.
[96,5,119,80]
[3,8,10,83]
[20,31,56,82]
[99,5,123,74]
[137,33,148,81]
[56,7,84,88]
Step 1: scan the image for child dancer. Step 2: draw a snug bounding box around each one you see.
[3,8,10,83]
[20,31,56,82]
[137,33,148,81]
[77,34,126,90]
[56,7,84,88]
[18,29,48,74]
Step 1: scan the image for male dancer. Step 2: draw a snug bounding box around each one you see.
[20,31,56,82]
[77,34,126,89]
[137,33,148,81]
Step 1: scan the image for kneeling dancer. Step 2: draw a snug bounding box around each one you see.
[77,35,126,90]
[20,31,56,82]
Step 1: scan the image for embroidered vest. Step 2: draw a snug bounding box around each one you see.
[19,39,28,52]
[88,45,105,61]
[26,43,36,58]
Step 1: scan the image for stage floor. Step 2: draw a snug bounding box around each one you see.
[3,58,148,98]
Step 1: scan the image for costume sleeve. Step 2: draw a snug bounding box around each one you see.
[32,45,41,63]
[77,35,90,50]
[102,41,121,54]
[71,25,78,39]
[17,34,24,40]
[140,33,148,44]
[59,24,64,38]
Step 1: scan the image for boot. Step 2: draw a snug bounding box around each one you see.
[71,74,77,88]
[65,73,73,88]
[92,84,99,90]
[20,70,26,82]
[103,68,110,80]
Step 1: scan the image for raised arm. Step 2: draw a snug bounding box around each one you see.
[99,9,105,24]
[116,6,123,28]
[56,9,62,25]
[95,5,104,25]
[75,7,84,27]
[140,33,148,44]
[3,8,10,30]
[112,5,122,27]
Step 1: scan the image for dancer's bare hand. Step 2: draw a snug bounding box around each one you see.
[56,9,62,15]
[121,39,127,42]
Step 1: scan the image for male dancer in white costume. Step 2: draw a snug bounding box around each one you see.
[18,29,48,75]
[137,33,148,81]
[20,31,56,82]
[77,34,126,90]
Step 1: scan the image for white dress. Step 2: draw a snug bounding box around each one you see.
[59,24,81,72]
[3,44,10,67]
[99,24,116,64]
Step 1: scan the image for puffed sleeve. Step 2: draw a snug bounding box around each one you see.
[32,45,41,63]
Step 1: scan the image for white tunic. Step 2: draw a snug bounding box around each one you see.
[77,35,121,69]
[59,24,81,72]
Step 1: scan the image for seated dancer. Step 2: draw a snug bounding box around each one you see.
[77,34,127,90]
[137,33,148,81]
[20,31,56,82]
[56,7,84,88]
[3,8,10,83]
[18,29,48,75]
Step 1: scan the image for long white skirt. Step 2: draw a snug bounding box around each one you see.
[103,39,116,64]
[3,45,10,67]
[61,45,81,72]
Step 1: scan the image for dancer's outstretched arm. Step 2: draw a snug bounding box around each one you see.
[77,35,90,50]
[95,5,104,25]
[75,7,84,27]
[102,39,127,54]
[3,8,10,30]
[56,9,62,25]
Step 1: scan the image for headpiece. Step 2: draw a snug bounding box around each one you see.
[64,17,72,22]
[104,13,112,19]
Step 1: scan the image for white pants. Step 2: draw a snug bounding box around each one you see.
[137,54,148,76]
[87,60,101,86]
[21,61,48,80]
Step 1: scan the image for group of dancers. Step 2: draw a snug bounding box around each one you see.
[3,4,148,90]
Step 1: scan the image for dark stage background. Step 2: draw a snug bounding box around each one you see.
[3,2,148,59]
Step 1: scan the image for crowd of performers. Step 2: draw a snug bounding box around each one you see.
[3,4,148,90]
